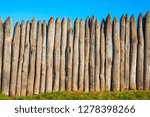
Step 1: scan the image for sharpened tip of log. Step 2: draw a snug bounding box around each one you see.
[56,18,61,23]
[67,18,71,23]
[5,16,12,24]
[62,17,67,22]
[95,19,100,25]
[43,20,46,24]
[114,17,118,22]
[32,18,36,22]
[131,14,135,19]
[139,13,143,20]
[80,19,84,23]
[75,18,79,22]
[49,17,54,24]
[121,15,125,20]
[92,16,96,20]
[146,11,150,17]
[107,14,112,19]
[21,20,25,25]
[15,22,20,28]
[38,20,42,25]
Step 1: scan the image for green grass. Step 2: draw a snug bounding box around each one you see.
[0,90,150,100]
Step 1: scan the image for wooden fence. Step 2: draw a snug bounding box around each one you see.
[0,12,150,96]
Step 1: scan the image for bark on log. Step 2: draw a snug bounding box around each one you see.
[112,18,120,91]
[40,20,47,93]
[124,15,130,90]
[144,12,150,90]
[16,21,26,96]
[89,16,95,92]
[84,17,90,92]
[34,21,42,95]
[60,18,67,91]
[2,17,12,96]
[10,22,20,96]
[95,19,100,92]
[46,17,55,92]
[120,15,125,91]
[72,18,79,91]
[53,18,61,92]
[130,15,137,90]
[66,18,73,91]
[137,14,144,90]
[105,14,112,91]
[21,21,30,96]
[79,19,85,91]
[0,18,3,90]
[27,18,36,95]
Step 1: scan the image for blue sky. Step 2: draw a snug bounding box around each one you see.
[0,0,150,24]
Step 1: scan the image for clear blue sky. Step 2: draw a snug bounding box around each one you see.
[0,0,150,25]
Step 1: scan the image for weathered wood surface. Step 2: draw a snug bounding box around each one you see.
[46,17,55,92]
[112,18,120,91]
[137,14,144,90]
[27,18,36,95]
[95,19,100,92]
[40,20,47,93]
[60,18,67,91]
[105,14,112,91]
[66,18,73,91]
[2,17,12,96]
[79,19,85,91]
[0,18,3,90]
[84,17,90,92]
[100,20,105,92]
[10,22,20,96]
[144,12,150,90]
[130,15,137,90]
[53,18,61,92]
[72,18,79,91]
[21,21,30,96]
[16,21,26,96]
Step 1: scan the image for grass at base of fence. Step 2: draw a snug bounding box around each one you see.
[0,90,150,100]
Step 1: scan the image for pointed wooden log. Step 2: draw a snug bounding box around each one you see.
[79,19,85,91]
[66,18,73,91]
[46,17,55,92]
[130,15,137,90]
[72,18,79,91]
[27,18,36,95]
[21,21,30,96]
[95,19,100,92]
[112,18,120,91]
[84,17,90,92]
[60,18,67,91]
[2,17,12,96]
[120,15,125,91]
[40,20,47,93]
[0,18,3,90]
[100,20,105,92]
[16,21,26,96]
[105,14,112,91]
[10,22,20,96]
[124,15,130,90]
[144,12,150,90]
[89,16,95,92]
[137,14,144,90]
[34,21,42,95]
[53,18,61,92]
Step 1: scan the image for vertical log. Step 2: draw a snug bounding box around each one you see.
[34,21,42,95]
[16,21,26,96]
[130,15,137,90]
[2,17,12,96]
[72,18,79,91]
[124,15,130,90]
[66,18,73,91]
[89,16,95,92]
[95,19,100,92]
[105,14,112,91]
[112,18,120,91]
[60,18,67,91]
[46,17,55,92]
[40,20,47,93]
[144,12,150,90]
[53,18,61,92]
[137,14,144,90]
[27,18,36,95]
[0,18,3,90]
[10,22,20,96]
[100,19,105,91]
[21,21,30,96]
[120,15,125,91]
[84,17,90,92]
[79,19,85,91]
